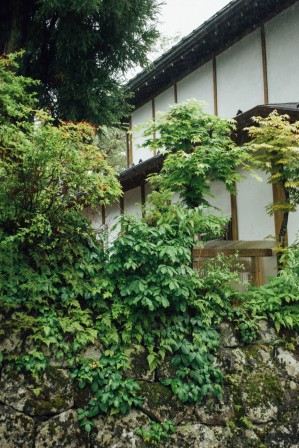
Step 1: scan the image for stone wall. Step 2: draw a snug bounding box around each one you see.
[0,321,298,447]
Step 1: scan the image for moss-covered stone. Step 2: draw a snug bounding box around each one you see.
[129,346,155,381]
[91,410,150,448]
[0,404,35,448]
[138,381,194,423]
[35,409,88,448]
[0,366,74,416]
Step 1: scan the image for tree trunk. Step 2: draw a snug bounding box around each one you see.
[0,0,34,54]
[278,188,290,248]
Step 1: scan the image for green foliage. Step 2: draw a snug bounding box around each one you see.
[94,201,252,406]
[163,319,223,403]
[0,0,160,124]
[0,53,120,392]
[140,101,247,207]
[245,111,299,245]
[73,354,142,431]
[0,53,37,123]
[3,64,298,439]
[96,125,127,173]
[135,419,176,446]
[245,245,299,332]
[14,350,49,380]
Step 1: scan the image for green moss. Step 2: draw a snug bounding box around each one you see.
[48,421,57,436]
[243,371,282,407]
[52,396,65,409]
[47,367,70,387]
[139,382,174,408]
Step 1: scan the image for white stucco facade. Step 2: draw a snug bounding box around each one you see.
[177,61,214,114]
[216,29,264,118]
[265,1,299,103]
[95,2,299,271]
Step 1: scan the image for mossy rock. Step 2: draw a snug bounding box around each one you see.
[128,346,155,381]
[35,409,88,448]
[0,366,74,416]
[91,410,150,448]
[138,381,194,423]
[0,404,35,448]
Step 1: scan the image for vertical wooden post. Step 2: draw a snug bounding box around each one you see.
[101,205,106,226]
[152,98,156,156]
[261,24,269,104]
[213,57,218,116]
[141,183,146,217]
[251,256,264,286]
[128,117,133,166]
[120,196,124,215]
[174,83,178,104]
[272,184,288,245]
[230,190,239,240]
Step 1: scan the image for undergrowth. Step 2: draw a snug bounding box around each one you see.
[1,60,299,438]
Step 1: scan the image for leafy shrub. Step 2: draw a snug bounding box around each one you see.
[135,419,176,446]
[245,245,299,331]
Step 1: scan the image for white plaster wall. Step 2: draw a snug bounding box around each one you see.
[131,101,153,164]
[105,202,121,246]
[84,207,103,233]
[236,170,275,240]
[154,86,175,115]
[206,181,231,217]
[124,187,142,217]
[217,29,264,118]
[265,2,299,103]
[288,208,299,245]
[264,256,278,282]
[177,61,214,114]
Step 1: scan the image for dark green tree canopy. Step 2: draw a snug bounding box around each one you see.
[0,0,160,124]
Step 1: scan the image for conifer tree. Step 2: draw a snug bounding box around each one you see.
[0,0,160,124]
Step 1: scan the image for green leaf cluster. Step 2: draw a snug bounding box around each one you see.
[135,419,176,446]
[0,0,160,124]
[245,245,299,332]
[140,101,248,208]
[245,111,299,245]
[73,354,142,432]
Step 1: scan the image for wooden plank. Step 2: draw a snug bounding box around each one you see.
[261,24,269,104]
[101,205,106,225]
[193,240,275,258]
[141,183,146,218]
[272,183,288,245]
[128,117,133,166]
[201,240,275,250]
[252,256,264,286]
[230,190,239,240]
[151,98,156,156]
[174,82,178,103]
[195,248,274,258]
[213,57,218,116]
[120,196,124,215]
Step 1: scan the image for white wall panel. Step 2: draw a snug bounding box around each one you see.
[131,101,153,164]
[217,29,264,118]
[105,202,121,246]
[84,207,103,233]
[154,86,175,115]
[177,61,214,114]
[264,256,278,282]
[236,170,275,240]
[288,208,299,245]
[266,2,299,103]
[207,181,231,217]
[124,187,142,217]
